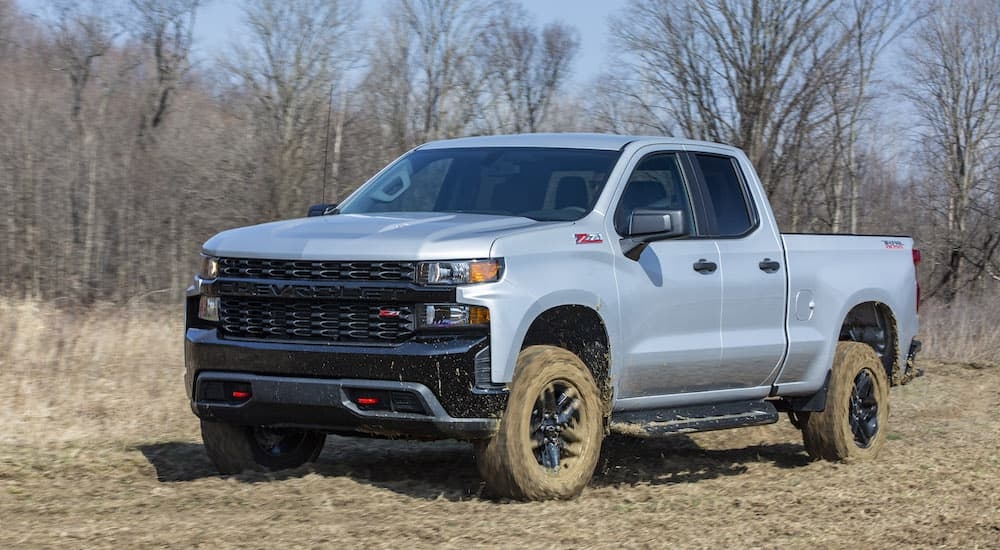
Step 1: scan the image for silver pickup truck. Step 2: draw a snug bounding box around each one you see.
[185,134,921,500]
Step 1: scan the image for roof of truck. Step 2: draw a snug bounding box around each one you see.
[417,133,740,153]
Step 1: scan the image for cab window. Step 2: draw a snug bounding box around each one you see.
[694,154,755,237]
[614,153,693,236]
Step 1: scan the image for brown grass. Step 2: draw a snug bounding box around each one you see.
[0,299,189,445]
[919,297,1000,365]
[1,299,999,548]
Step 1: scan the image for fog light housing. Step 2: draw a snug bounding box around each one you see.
[416,304,489,328]
[198,296,220,322]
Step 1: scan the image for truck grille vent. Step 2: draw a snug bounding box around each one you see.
[219,298,415,344]
[218,258,416,283]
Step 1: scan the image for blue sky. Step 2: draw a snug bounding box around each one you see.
[192,0,626,83]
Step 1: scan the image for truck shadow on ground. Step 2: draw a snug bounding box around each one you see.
[139,433,812,500]
[594,434,811,487]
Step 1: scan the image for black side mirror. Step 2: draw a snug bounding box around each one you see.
[621,209,688,261]
[307,203,339,217]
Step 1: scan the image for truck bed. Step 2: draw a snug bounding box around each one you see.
[775,233,919,395]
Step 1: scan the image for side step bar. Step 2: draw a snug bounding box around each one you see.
[609,400,779,438]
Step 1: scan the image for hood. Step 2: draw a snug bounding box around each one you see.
[202,212,544,260]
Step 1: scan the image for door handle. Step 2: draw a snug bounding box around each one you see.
[759,258,781,273]
[693,259,717,274]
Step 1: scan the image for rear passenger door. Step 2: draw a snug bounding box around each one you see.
[690,153,786,387]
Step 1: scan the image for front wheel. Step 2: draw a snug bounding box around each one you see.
[801,342,890,461]
[475,345,604,500]
[201,420,326,474]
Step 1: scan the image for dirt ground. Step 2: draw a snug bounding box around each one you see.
[2,357,998,549]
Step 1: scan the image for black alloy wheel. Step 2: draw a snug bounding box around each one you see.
[474,345,604,500]
[849,370,880,448]
[800,341,889,461]
[530,381,585,470]
[201,420,326,474]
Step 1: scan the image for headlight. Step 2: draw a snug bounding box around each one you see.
[198,254,219,280]
[417,259,502,285]
[416,304,490,328]
[195,254,220,322]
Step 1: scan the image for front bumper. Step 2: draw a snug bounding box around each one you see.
[185,328,506,440]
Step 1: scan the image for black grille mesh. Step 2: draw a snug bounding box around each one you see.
[219,298,415,344]
[218,258,416,282]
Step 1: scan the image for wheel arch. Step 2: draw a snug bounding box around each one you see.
[781,298,903,412]
[521,305,612,410]
[838,300,902,385]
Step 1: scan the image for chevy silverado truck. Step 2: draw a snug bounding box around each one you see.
[185,133,921,500]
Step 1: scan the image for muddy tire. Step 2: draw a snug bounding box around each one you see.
[802,342,889,461]
[475,345,604,501]
[201,420,326,474]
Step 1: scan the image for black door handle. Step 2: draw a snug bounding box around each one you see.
[693,259,717,274]
[759,258,781,273]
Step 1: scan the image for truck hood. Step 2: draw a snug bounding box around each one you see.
[202,212,545,260]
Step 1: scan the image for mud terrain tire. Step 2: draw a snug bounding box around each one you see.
[802,342,889,461]
[201,420,326,474]
[475,345,604,500]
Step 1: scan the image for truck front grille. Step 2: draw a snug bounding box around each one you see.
[218,258,416,282]
[219,298,415,344]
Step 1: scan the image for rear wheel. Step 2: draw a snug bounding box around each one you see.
[201,420,326,474]
[802,342,889,461]
[475,345,604,500]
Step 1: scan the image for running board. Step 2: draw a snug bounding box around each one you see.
[609,400,779,438]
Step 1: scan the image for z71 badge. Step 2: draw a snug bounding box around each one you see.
[575,233,604,244]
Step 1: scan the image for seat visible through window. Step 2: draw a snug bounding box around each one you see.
[555,176,589,210]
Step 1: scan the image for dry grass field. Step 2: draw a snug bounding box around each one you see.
[2,298,999,549]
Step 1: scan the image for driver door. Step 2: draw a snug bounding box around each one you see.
[612,151,724,398]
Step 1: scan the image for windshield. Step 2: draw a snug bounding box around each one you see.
[338,147,621,221]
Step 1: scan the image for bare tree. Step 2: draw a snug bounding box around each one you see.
[391,0,499,141]
[129,0,200,141]
[822,0,909,233]
[481,3,580,133]
[48,0,119,125]
[46,0,123,300]
[358,10,417,156]
[357,0,502,171]
[906,0,1000,300]
[222,0,361,219]
[608,0,850,204]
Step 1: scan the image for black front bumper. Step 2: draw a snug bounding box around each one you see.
[185,328,506,441]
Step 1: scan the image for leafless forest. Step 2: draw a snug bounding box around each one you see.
[1,0,999,305]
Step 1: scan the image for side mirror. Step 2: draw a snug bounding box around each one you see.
[307,203,339,217]
[621,209,688,261]
[628,209,685,236]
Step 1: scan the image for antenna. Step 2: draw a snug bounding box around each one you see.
[320,82,335,203]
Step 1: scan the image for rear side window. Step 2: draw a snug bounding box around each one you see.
[695,154,754,236]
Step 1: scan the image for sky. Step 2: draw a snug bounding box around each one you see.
[191,0,627,83]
